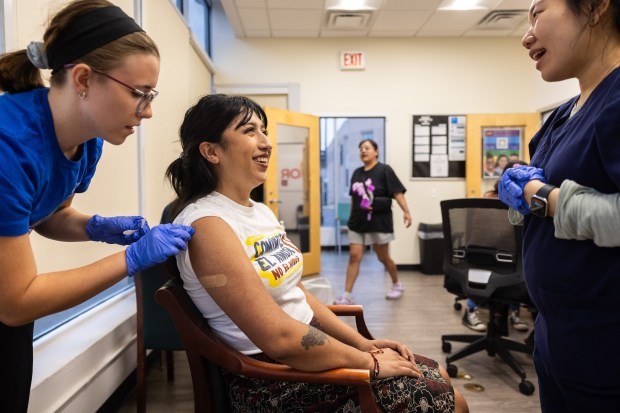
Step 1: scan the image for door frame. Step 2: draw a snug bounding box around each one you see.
[264,107,321,276]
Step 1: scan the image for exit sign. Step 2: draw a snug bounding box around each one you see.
[340,51,365,70]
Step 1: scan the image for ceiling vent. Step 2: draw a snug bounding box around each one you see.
[327,11,372,29]
[477,9,528,30]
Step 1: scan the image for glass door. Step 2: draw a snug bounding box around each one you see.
[319,117,386,251]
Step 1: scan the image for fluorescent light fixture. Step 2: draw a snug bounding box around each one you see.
[438,0,497,10]
[325,0,382,11]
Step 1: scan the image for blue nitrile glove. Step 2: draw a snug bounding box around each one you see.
[125,223,195,276]
[498,165,546,215]
[86,214,150,245]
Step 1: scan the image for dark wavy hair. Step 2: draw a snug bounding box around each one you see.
[165,94,267,220]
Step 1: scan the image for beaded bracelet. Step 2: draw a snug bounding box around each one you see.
[368,349,383,380]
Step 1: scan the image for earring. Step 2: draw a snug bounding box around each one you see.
[78,90,86,100]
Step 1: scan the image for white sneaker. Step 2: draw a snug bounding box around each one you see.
[385,282,405,300]
[462,309,486,332]
[333,295,354,305]
[509,311,529,332]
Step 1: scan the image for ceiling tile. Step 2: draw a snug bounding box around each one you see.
[234,0,266,8]
[511,21,530,36]
[421,10,486,31]
[372,10,432,31]
[320,30,370,37]
[268,9,323,31]
[382,0,442,10]
[416,29,467,37]
[494,0,533,10]
[273,30,321,37]
[245,30,273,37]
[371,30,416,37]
[267,0,324,9]
[238,8,270,31]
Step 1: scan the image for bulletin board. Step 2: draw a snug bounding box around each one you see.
[412,115,466,178]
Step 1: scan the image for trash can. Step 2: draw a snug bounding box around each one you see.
[417,223,444,275]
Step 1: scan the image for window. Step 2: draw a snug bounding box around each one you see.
[34,279,133,339]
[320,117,385,246]
[174,0,212,56]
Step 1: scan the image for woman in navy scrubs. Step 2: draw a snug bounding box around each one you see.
[499,0,620,411]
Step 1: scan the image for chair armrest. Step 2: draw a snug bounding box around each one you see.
[236,355,370,385]
[155,282,381,413]
[328,304,374,340]
[229,354,380,413]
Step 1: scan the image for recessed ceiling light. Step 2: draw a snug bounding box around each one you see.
[325,0,382,11]
[438,0,498,11]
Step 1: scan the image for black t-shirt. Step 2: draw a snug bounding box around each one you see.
[347,162,406,233]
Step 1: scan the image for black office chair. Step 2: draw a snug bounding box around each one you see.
[439,198,535,395]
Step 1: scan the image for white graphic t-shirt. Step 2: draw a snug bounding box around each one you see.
[174,192,313,354]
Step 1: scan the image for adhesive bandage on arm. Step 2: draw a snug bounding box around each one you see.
[198,273,228,288]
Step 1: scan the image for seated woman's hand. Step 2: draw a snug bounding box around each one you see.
[366,339,416,368]
[372,348,421,379]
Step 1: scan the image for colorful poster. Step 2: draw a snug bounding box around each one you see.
[482,127,522,179]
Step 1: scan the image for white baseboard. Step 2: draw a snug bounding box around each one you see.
[29,290,137,413]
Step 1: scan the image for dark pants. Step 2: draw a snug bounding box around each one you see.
[535,347,620,412]
[0,321,34,413]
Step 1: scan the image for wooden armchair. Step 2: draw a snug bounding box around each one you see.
[154,277,381,413]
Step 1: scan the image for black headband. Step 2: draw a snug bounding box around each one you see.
[47,6,144,72]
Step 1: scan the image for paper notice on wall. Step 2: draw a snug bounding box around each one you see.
[448,116,466,161]
[430,154,449,177]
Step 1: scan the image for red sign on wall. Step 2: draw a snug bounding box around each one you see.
[281,168,302,187]
[340,51,365,70]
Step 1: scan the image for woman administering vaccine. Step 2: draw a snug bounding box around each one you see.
[0,1,193,411]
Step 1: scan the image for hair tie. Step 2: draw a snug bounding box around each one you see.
[26,41,50,69]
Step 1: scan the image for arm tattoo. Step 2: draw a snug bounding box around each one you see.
[300,326,328,350]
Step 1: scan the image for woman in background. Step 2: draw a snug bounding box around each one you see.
[334,139,412,305]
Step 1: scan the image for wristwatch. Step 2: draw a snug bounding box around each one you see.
[530,184,557,218]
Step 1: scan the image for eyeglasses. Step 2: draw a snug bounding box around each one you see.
[64,64,158,114]
[91,69,158,114]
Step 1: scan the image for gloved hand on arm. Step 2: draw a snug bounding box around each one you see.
[498,165,546,215]
[125,224,195,276]
[86,214,150,245]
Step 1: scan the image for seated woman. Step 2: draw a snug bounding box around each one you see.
[165,94,469,413]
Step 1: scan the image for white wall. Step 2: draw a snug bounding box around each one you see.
[211,1,579,265]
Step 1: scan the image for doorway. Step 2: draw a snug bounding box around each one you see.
[263,107,321,276]
[319,117,386,252]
